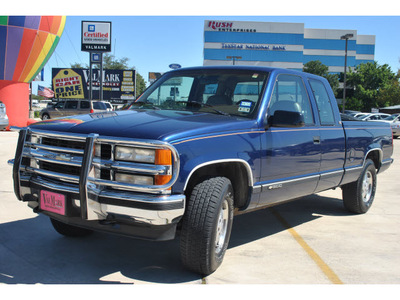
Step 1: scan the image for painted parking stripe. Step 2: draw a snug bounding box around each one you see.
[270,207,343,284]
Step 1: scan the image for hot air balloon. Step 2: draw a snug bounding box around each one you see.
[0,16,66,129]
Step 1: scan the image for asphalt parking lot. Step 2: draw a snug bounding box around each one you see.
[0,130,399,286]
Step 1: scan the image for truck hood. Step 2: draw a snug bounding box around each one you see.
[30,110,259,143]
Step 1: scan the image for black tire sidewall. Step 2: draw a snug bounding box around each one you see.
[357,160,377,212]
[208,181,234,270]
[180,176,234,275]
[342,159,377,214]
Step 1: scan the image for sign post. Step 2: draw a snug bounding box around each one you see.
[81,21,112,101]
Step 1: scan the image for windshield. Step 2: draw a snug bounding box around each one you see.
[93,102,107,110]
[383,114,399,121]
[131,69,269,118]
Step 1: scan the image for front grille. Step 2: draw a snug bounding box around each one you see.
[40,161,81,176]
[18,128,179,195]
[99,144,112,160]
[101,168,111,180]
[42,137,85,150]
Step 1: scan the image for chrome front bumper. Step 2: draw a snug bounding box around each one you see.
[9,127,185,236]
[18,174,185,226]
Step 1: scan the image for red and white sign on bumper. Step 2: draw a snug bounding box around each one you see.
[40,190,66,215]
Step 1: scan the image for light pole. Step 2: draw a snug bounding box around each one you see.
[226,56,242,65]
[341,33,353,113]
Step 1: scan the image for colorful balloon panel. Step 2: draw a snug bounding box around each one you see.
[0,16,66,83]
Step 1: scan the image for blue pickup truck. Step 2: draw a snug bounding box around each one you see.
[10,66,393,275]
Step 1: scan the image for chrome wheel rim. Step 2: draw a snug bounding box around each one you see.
[362,170,373,203]
[215,194,230,254]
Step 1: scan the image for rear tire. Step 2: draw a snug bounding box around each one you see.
[41,113,50,120]
[180,177,234,275]
[50,218,94,237]
[342,159,377,214]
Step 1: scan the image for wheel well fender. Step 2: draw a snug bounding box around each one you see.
[365,148,382,170]
[183,159,253,209]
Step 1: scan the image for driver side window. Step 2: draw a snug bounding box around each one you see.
[54,101,65,109]
[268,74,314,125]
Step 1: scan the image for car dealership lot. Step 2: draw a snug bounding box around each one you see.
[0,131,399,285]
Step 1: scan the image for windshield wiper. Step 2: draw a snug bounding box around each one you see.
[177,101,230,116]
[130,100,160,110]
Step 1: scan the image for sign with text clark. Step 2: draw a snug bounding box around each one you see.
[81,21,112,52]
[52,68,135,103]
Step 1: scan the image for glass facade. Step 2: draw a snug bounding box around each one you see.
[203,20,375,74]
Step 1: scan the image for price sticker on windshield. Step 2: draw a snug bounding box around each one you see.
[238,101,253,113]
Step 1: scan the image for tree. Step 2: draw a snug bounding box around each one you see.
[346,61,397,111]
[103,54,130,70]
[303,60,328,76]
[135,72,146,98]
[303,60,339,96]
[376,74,400,108]
[70,62,87,68]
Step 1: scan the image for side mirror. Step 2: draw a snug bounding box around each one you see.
[268,110,305,128]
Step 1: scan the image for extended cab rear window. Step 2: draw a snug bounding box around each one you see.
[309,79,336,125]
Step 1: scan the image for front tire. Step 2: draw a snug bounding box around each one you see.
[180,177,234,275]
[342,159,377,214]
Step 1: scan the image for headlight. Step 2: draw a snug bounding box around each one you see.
[115,146,156,163]
[115,173,154,185]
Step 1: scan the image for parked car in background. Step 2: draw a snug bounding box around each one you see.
[0,101,8,130]
[380,114,400,138]
[340,113,360,121]
[40,99,109,120]
[358,113,391,121]
[32,99,40,108]
[344,110,360,116]
[390,122,400,138]
[382,113,400,123]
[353,112,370,119]
[104,101,113,111]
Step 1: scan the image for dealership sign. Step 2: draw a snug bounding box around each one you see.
[52,68,135,103]
[81,21,112,52]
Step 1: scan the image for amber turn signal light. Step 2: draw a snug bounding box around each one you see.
[155,149,172,165]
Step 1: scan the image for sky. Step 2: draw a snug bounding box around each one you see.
[6,1,400,94]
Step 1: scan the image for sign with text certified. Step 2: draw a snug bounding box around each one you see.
[81,21,112,52]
